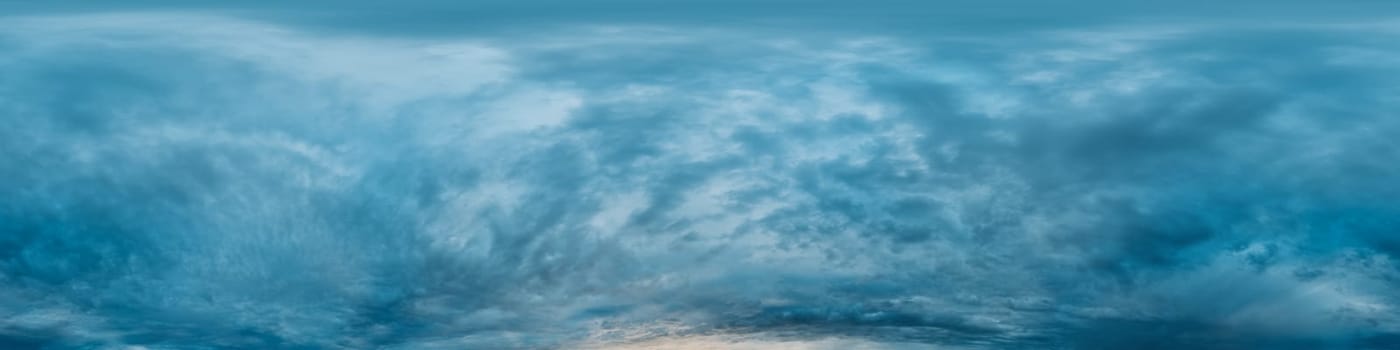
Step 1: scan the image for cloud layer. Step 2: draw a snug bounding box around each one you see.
[2,10,1400,349]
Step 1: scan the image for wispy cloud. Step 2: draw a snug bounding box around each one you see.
[2,9,1400,349]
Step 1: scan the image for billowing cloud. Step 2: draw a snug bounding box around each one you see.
[2,8,1400,350]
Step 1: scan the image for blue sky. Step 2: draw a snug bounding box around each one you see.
[2,2,1400,349]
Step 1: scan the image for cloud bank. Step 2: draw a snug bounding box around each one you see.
[2,9,1400,349]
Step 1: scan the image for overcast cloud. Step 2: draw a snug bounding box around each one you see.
[3,2,1400,349]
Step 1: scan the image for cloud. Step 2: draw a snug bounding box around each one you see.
[1,10,1399,349]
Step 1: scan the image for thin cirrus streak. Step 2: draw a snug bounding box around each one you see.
[2,4,1400,350]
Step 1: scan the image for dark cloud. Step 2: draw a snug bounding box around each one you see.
[1,7,1399,350]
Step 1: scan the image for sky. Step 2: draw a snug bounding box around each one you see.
[2,1,1400,349]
